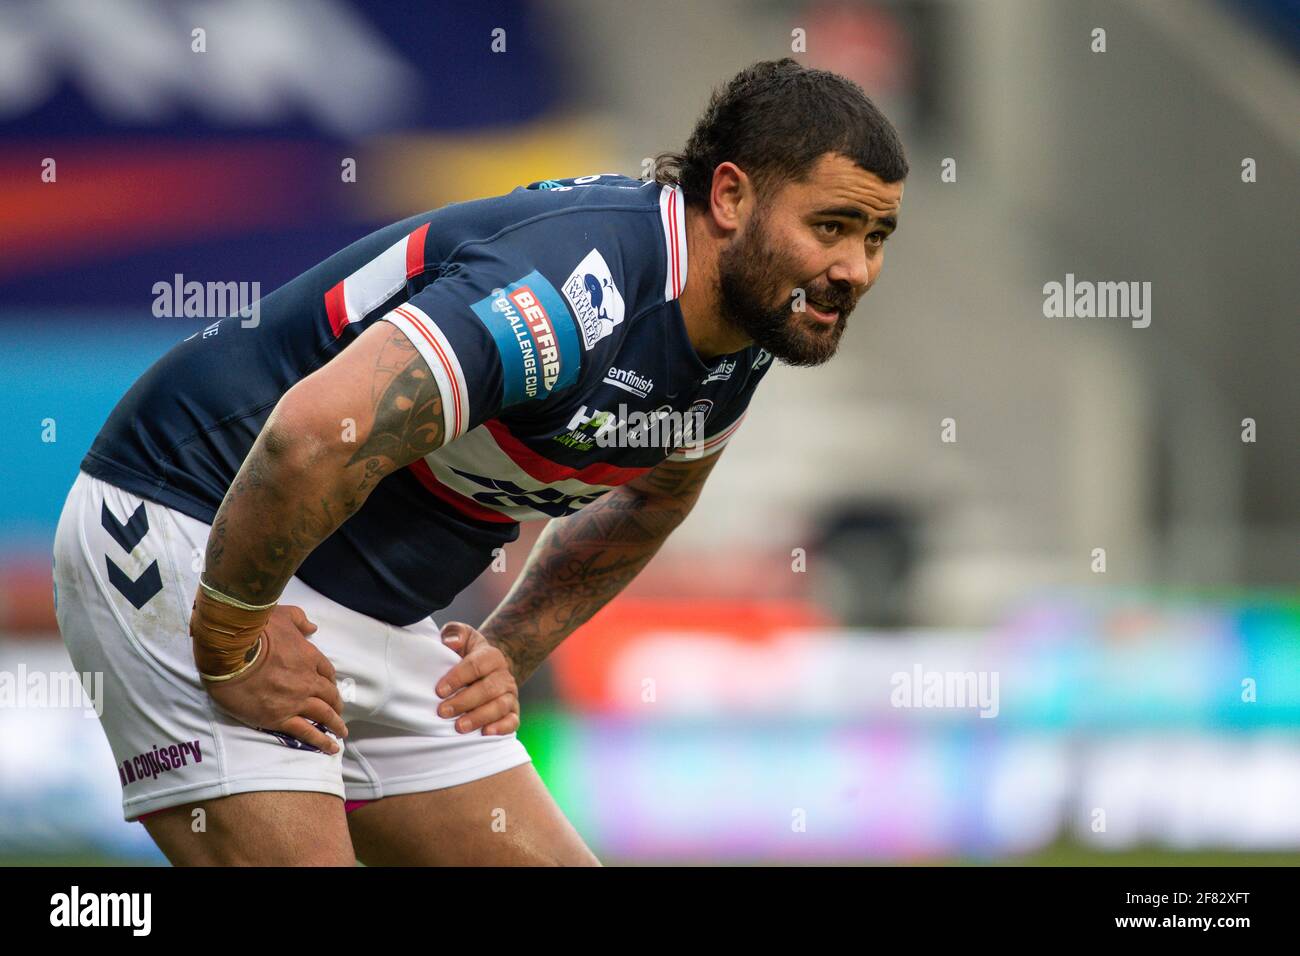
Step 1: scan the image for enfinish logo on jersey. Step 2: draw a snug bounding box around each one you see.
[472,270,580,406]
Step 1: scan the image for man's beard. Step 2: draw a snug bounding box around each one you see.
[715,208,853,367]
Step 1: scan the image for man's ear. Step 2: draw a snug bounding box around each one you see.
[709,162,751,232]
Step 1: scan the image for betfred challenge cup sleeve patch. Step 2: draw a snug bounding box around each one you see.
[470,270,582,407]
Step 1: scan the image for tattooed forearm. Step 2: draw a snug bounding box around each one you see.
[480,454,720,685]
[202,323,446,605]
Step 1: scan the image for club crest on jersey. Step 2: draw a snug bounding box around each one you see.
[471,270,580,406]
[562,249,626,351]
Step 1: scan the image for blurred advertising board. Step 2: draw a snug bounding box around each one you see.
[0,0,603,308]
[4,593,1297,861]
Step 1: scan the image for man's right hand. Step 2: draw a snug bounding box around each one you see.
[197,605,348,754]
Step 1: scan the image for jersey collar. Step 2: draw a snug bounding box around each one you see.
[658,184,689,301]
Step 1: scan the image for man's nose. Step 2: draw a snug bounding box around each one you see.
[828,245,871,293]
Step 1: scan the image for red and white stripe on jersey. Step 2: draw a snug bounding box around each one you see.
[407,460,514,524]
[324,223,430,336]
[659,184,688,301]
[381,302,471,444]
[666,411,746,462]
[416,420,651,523]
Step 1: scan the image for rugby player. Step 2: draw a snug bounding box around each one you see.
[53,58,907,865]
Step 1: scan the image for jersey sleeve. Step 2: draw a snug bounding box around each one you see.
[668,348,775,461]
[380,264,585,445]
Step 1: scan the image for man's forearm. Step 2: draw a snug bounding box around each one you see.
[480,468,706,685]
[202,421,365,605]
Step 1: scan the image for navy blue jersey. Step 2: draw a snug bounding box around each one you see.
[81,174,772,625]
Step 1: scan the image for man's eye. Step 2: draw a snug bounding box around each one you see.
[868,231,889,246]
[816,221,842,237]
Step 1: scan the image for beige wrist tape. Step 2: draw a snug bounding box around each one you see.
[190,581,275,676]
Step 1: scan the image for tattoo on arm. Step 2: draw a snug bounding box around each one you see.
[480,454,719,684]
[346,332,444,471]
[203,324,446,604]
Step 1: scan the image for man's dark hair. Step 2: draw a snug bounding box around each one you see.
[654,58,908,207]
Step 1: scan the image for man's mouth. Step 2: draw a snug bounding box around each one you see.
[804,298,842,324]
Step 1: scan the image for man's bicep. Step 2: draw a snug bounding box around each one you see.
[347,320,451,468]
[380,269,583,436]
[280,320,450,479]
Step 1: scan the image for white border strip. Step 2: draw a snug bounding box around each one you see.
[658,184,688,300]
[381,303,471,443]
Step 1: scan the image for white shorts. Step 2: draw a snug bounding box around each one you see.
[52,470,531,821]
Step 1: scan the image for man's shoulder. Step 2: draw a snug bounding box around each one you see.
[515,172,649,193]
[468,175,684,352]
[387,176,687,414]
[469,171,663,237]
[498,174,676,294]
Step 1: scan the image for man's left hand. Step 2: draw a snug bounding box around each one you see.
[435,622,520,736]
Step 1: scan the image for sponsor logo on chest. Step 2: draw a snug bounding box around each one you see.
[553,400,711,453]
[703,357,738,384]
[603,365,654,398]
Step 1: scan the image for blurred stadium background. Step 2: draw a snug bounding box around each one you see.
[1,0,1297,865]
